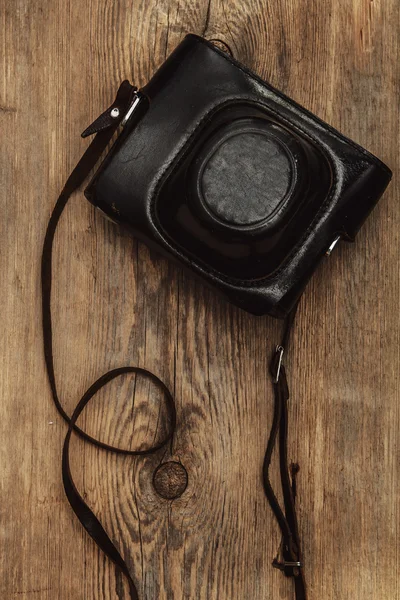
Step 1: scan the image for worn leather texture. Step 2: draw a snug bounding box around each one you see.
[84,34,392,317]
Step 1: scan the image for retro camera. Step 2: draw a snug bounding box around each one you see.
[85,35,391,316]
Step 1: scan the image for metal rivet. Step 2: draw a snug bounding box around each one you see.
[110,107,120,118]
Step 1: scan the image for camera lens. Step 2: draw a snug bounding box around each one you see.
[189,118,303,236]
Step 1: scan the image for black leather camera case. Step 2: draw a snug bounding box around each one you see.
[84,34,392,316]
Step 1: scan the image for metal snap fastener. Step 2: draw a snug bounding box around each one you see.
[110,107,120,118]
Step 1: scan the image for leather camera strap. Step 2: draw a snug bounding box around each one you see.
[41,80,306,600]
[265,304,307,600]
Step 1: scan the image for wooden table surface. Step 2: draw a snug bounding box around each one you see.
[1,1,399,598]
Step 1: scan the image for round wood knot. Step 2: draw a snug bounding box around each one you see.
[153,461,188,500]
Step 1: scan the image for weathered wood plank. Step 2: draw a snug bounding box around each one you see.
[0,0,399,598]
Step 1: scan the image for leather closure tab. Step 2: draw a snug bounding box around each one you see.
[81,80,137,138]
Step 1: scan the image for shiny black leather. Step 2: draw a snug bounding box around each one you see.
[85,34,392,317]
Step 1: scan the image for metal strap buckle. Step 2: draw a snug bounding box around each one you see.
[272,558,302,571]
[273,345,284,383]
[121,92,142,126]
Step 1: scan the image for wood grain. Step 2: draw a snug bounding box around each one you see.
[1,0,399,598]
